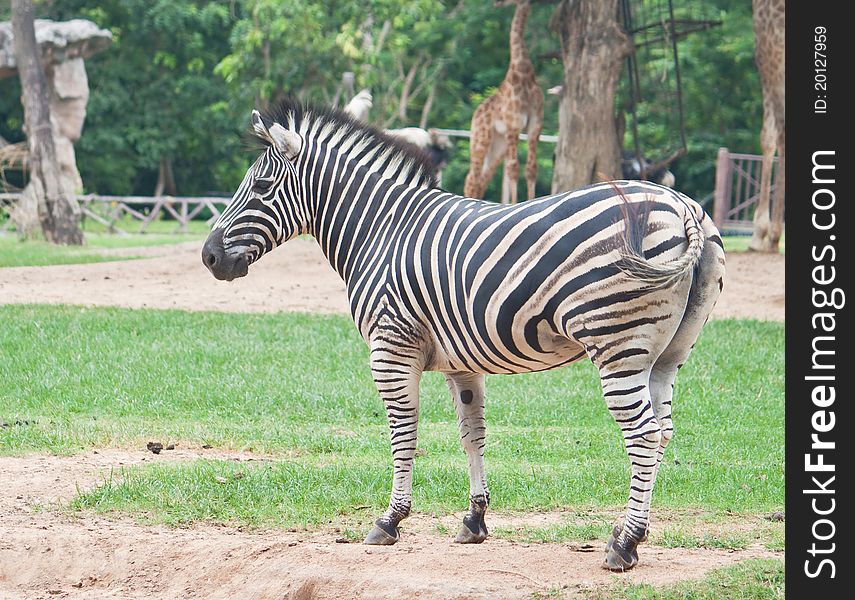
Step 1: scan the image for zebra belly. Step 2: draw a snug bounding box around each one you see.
[424,318,587,375]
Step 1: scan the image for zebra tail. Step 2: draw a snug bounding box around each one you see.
[614,189,705,290]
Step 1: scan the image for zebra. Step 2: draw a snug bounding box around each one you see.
[201,99,726,572]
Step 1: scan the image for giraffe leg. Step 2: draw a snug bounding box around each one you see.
[503,130,521,204]
[525,121,542,201]
[769,127,785,248]
[501,164,512,205]
[464,176,484,200]
[749,102,777,252]
[445,372,490,543]
[465,162,487,200]
[363,343,423,545]
[465,103,494,199]
[474,134,508,202]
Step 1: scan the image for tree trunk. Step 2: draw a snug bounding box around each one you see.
[550,0,632,194]
[154,157,177,197]
[12,0,83,244]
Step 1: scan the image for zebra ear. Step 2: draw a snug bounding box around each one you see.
[268,123,302,160]
[251,110,301,159]
[251,109,269,140]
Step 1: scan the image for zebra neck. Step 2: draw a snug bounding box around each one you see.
[304,154,443,289]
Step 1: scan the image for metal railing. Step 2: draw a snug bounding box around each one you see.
[712,147,779,233]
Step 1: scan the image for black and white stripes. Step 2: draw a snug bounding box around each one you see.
[202,99,726,570]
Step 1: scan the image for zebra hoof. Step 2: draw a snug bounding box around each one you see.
[454,523,487,544]
[363,521,400,545]
[454,511,488,544]
[603,541,639,572]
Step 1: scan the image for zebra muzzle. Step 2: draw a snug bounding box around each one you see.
[202,229,250,281]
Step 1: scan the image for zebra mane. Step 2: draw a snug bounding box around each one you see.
[253,97,440,190]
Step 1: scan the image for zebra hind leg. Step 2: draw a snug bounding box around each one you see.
[597,365,660,571]
[445,372,490,543]
[599,231,724,570]
[621,232,726,553]
[575,287,692,570]
[601,354,683,558]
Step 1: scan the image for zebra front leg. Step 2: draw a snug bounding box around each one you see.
[599,367,660,571]
[363,347,423,545]
[445,372,490,544]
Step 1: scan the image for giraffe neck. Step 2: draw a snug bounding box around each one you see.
[509,1,532,69]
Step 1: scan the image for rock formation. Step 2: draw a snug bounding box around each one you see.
[0,18,111,234]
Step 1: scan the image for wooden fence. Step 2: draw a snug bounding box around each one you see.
[0,193,230,235]
[712,147,779,232]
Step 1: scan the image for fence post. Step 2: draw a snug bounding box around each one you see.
[712,147,730,228]
[180,199,188,234]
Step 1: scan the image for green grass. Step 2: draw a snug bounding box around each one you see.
[589,559,784,600]
[0,215,207,267]
[490,509,784,552]
[656,528,749,551]
[0,233,205,267]
[0,305,783,527]
[493,517,612,544]
[721,235,785,254]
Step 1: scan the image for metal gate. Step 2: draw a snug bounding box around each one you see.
[712,147,779,233]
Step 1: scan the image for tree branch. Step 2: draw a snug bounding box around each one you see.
[397,58,421,123]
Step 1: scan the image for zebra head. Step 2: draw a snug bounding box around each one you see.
[202,110,304,281]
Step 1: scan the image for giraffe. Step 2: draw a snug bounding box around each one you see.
[464,0,543,204]
[748,0,784,252]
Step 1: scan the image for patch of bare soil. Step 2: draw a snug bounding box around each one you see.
[0,239,349,315]
[0,450,781,600]
[0,239,783,321]
[714,251,784,321]
[0,243,784,597]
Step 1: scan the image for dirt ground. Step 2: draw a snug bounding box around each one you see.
[0,240,784,598]
[0,237,784,321]
[0,449,782,600]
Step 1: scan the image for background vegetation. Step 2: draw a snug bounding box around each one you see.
[1,0,761,206]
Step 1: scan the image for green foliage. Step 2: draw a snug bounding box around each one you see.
[0,76,26,190]
[215,0,350,106]
[44,0,248,195]
[2,0,763,203]
[621,0,762,204]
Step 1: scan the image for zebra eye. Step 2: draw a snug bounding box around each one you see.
[252,178,274,194]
